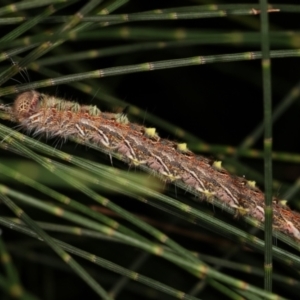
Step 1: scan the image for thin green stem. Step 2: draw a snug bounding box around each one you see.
[260,0,273,292]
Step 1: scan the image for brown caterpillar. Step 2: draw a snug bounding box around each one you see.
[2,90,300,242]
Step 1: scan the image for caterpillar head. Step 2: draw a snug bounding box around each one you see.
[12,90,41,122]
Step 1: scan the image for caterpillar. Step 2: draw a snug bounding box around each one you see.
[2,90,300,242]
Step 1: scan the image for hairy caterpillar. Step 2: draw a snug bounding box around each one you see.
[2,90,300,242]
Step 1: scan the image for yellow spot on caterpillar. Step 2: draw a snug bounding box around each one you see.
[115,113,129,124]
[144,127,159,140]
[237,206,248,215]
[247,181,256,188]
[145,127,155,136]
[213,161,222,169]
[131,158,146,166]
[164,173,181,182]
[279,200,288,206]
[200,189,215,200]
[177,143,189,153]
